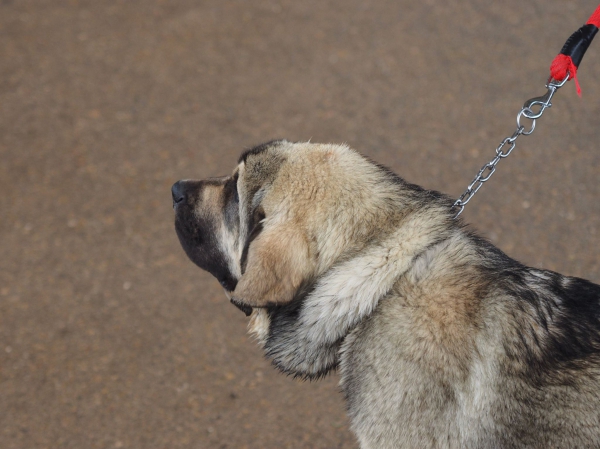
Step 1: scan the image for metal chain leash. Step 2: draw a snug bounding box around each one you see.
[451,76,569,218]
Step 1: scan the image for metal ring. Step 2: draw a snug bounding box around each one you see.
[517,108,536,135]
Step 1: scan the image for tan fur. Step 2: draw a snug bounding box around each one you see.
[233,224,312,306]
[173,140,600,448]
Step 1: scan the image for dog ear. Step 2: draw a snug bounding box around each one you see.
[233,218,312,308]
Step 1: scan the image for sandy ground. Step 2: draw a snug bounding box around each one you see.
[1,0,599,448]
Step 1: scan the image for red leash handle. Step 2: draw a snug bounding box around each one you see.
[549,4,600,96]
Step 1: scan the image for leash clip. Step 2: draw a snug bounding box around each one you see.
[522,76,568,119]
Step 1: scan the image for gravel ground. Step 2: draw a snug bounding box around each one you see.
[1,1,599,448]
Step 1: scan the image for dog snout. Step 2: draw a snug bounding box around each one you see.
[171,180,188,206]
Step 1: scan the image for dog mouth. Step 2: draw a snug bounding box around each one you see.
[217,271,239,293]
[220,281,253,317]
[219,278,235,291]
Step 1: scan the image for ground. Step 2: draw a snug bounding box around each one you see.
[1,0,599,448]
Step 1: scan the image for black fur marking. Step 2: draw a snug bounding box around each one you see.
[284,355,340,382]
[238,139,287,164]
[221,173,239,233]
[266,295,305,344]
[240,207,265,275]
[173,180,238,292]
[263,288,341,380]
[436,232,600,385]
[240,222,263,275]
[509,271,600,383]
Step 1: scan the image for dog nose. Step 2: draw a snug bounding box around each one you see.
[171,181,187,205]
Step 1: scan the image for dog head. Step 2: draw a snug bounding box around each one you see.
[172,140,456,376]
[173,140,404,313]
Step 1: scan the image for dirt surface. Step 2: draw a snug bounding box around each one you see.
[1,1,599,448]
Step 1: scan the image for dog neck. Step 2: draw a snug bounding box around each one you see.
[252,203,457,379]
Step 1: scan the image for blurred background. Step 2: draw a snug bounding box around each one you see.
[1,1,599,448]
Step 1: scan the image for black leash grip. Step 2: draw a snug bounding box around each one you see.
[550,5,600,94]
[559,23,598,69]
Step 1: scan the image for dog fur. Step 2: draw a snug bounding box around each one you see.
[172,140,600,448]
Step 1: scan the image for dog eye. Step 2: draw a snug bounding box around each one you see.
[240,206,265,275]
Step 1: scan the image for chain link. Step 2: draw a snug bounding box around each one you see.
[451,76,569,218]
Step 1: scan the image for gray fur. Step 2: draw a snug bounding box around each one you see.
[173,141,600,448]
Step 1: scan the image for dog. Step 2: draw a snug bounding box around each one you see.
[172,140,600,448]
